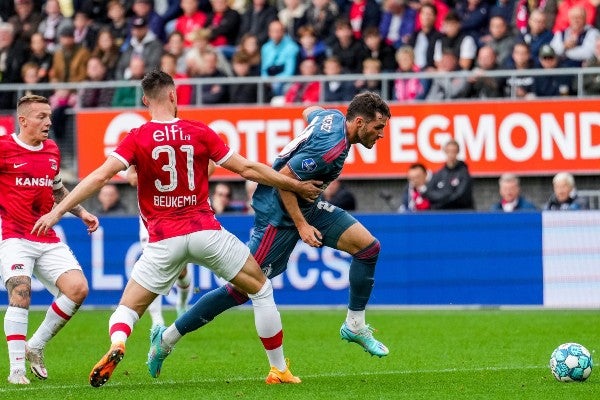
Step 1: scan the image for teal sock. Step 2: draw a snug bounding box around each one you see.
[348,239,380,311]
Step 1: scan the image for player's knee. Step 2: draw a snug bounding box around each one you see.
[247,278,273,300]
[354,238,380,263]
[65,278,89,304]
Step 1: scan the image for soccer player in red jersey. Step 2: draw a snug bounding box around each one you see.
[0,95,99,384]
[32,70,322,387]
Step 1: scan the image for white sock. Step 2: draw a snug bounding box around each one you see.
[345,309,366,331]
[28,295,79,350]
[108,305,139,344]
[4,307,28,372]
[147,296,164,327]
[162,325,182,347]
[248,280,286,371]
[176,268,192,311]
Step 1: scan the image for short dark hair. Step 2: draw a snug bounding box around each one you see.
[17,94,49,114]
[141,70,175,99]
[409,163,427,173]
[346,92,391,122]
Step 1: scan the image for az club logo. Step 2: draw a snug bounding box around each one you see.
[301,158,317,172]
[10,264,24,271]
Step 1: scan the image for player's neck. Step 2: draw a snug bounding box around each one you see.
[149,108,177,122]
[16,132,42,147]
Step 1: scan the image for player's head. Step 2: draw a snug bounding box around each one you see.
[345,92,390,149]
[17,94,52,144]
[141,70,177,114]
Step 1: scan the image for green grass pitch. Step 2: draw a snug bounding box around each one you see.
[0,308,598,399]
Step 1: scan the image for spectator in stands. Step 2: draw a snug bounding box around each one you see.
[186,28,233,77]
[550,6,600,67]
[379,0,415,49]
[106,0,129,49]
[236,33,261,75]
[211,182,247,213]
[130,0,166,43]
[9,0,43,48]
[433,11,478,71]
[160,52,192,105]
[80,56,115,108]
[284,58,321,104]
[228,52,259,103]
[261,19,300,96]
[328,18,369,72]
[49,26,91,83]
[27,32,52,83]
[238,0,278,45]
[48,88,77,142]
[297,25,328,68]
[323,56,357,102]
[425,139,474,210]
[490,173,537,211]
[408,3,442,70]
[0,23,28,109]
[304,0,340,44]
[175,0,208,48]
[93,184,130,215]
[467,45,505,98]
[80,0,110,24]
[582,36,600,94]
[503,42,536,98]
[355,58,384,96]
[393,45,426,101]
[278,0,309,41]
[413,0,449,31]
[398,162,431,212]
[534,44,575,96]
[324,179,357,211]
[513,0,558,33]
[91,28,121,80]
[345,0,381,40]
[116,16,163,80]
[196,49,229,104]
[163,31,187,74]
[112,56,146,107]
[363,26,397,71]
[519,9,554,62]
[205,0,241,55]
[480,15,518,66]
[553,0,597,33]
[425,50,470,100]
[37,0,72,54]
[73,9,99,51]
[489,0,514,26]
[21,62,52,98]
[544,172,590,210]
[455,0,489,43]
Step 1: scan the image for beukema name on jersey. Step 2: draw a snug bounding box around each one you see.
[154,195,197,207]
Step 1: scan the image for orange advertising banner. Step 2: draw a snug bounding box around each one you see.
[76,99,600,180]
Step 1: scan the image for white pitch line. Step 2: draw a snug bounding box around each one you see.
[0,365,546,393]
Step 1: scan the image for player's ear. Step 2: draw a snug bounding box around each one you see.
[142,95,149,107]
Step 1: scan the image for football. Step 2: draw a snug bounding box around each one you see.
[549,342,593,382]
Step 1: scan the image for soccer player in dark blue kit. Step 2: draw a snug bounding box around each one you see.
[148,92,392,381]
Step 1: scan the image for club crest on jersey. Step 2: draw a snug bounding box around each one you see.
[49,158,58,170]
[301,158,317,172]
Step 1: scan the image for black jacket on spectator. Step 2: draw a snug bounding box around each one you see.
[0,41,27,110]
[327,39,369,73]
[366,41,397,71]
[425,160,474,210]
[207,8,241,46]
[407,29,443,69]
[324,80,356,102]
[238,5,278,45]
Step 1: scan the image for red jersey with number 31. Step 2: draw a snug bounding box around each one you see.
[0,133,62,243]
[112,118,232,243]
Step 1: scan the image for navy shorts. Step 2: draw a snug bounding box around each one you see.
[248,201,358,278]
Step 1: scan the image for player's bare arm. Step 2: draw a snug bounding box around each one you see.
[53,185,100,233]
[302,106,324,122]
[32,157,125,235]
[277,166,323,248]
[220,153,322,202]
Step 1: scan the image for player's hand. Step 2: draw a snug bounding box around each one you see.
[297,179,323,203]
[31,211,61,236]
[81,210,100,234]
[298,223,322,247]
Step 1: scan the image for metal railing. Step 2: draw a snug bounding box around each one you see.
[0,66,598,108]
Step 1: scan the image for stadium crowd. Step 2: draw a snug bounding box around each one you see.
[0,0,599,110]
